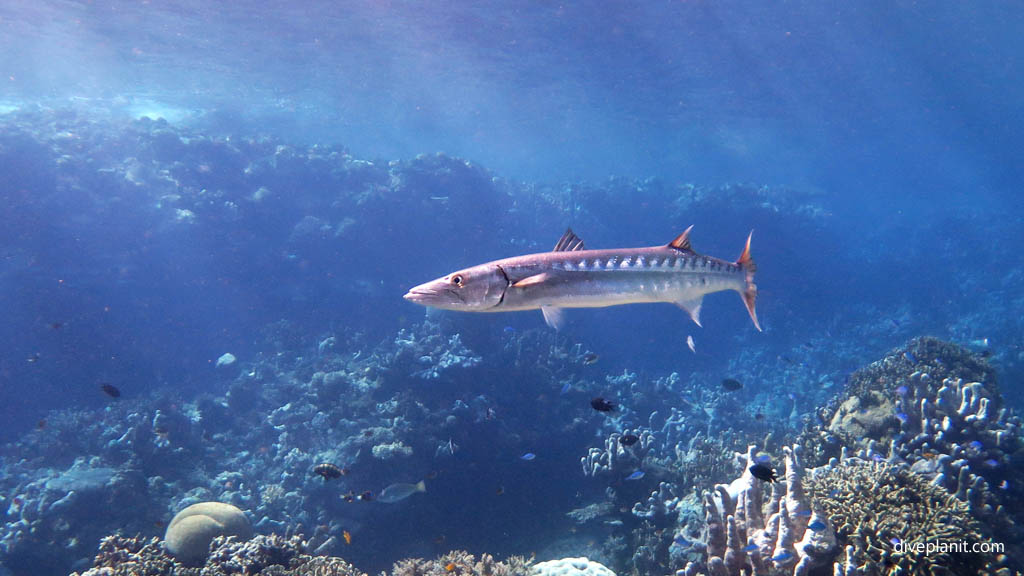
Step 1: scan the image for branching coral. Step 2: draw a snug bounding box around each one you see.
[388,550,532,576]
[804,459,993,576]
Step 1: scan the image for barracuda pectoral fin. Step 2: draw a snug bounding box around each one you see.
[674,296,703,327]
[541,306,565,330]
[511,273,551,288]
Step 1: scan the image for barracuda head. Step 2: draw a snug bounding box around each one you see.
[404,264,507,311]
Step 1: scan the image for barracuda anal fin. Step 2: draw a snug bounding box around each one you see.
[675,296,703,327]
[541,306,565,330]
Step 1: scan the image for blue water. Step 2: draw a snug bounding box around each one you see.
[1,2,1022,575]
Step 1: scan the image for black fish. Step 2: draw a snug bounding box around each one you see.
[721,378,743,391]
[754,412,765,421]
[582,353,600,365]
[591,397,617,412]
[313,463,343,480]
[749,463,777,483]
[100,383,121,398]
[358,490,374,501]
[619,434,640,446]
[342,491,355,503]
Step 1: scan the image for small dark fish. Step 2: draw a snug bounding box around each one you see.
[582,353,599,365]
[591,397,616,412]
[496,486,504,495]
[26,353,40,363]
[50,322,64,330]
[619,434,640,446]
[749,463,777,483]
[754,412,765,421]
[358,490,374,501]
[313,463,343,480]
[36,419,46,430]
[342,491,355,503]
[721,378,743,391]
[100,383,121,398]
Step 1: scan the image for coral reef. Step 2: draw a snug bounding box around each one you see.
[798,337,1024,564]
[70,533,366,576]
[684,445,1007,576]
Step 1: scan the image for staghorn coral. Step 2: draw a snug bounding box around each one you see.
[388,550,533,576]
[804,459,993,576]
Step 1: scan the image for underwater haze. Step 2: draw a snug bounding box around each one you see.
[1,2,1023,576]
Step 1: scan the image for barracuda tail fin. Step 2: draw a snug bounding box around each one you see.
[737,231,761,331]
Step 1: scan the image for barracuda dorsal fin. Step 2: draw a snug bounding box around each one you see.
[667,225,695,252]
[553,228,585,252]
[675,296,703,327]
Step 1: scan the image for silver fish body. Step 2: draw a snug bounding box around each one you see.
[404,227,759,331]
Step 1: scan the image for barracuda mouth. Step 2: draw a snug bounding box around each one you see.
[403,284,464,305]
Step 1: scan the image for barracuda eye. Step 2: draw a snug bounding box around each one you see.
[450,274,464,287]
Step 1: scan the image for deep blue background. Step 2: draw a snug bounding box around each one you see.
[0,0,1021,468]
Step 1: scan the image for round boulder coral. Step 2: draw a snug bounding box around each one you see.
[164,502,253,566]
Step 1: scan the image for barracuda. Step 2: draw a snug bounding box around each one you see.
[403,226,760,331]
